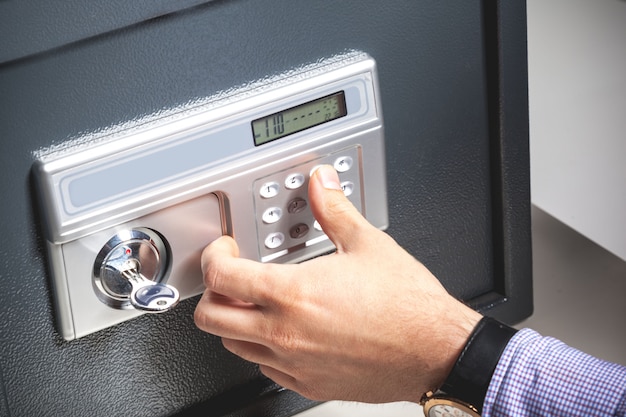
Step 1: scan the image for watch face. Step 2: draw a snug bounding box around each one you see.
[423,397,480,417]
[426,403,476,417]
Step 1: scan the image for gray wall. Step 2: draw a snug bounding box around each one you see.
[0,1,531,416]
[527,0,626,261]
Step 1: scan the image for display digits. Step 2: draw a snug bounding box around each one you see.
[252,91,347,146]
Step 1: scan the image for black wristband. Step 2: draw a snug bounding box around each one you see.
[440,316,517,413]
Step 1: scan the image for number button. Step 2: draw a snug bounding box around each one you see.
[264,232,285,249]
[334,156,353,173]
[289,223,310,239]
[341,181,355,197]
[260,181,280,199]
[287,197,308,214]
[262,207,283,224]
[285,173,305,190]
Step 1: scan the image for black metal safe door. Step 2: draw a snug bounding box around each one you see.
[0,1,531,416]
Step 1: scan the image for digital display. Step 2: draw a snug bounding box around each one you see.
[252,91,347,146]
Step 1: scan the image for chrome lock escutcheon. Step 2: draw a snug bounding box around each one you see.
[92,227,180,312]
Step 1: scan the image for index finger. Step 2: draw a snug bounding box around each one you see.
[201,235,284,306]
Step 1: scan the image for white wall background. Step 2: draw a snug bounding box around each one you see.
[527,0,626,261]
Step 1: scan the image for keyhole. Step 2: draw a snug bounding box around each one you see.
[92,227,172,310]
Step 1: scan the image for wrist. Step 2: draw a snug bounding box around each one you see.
[405,304,481,403]
[433,305,483,388]
[435,316,518,413]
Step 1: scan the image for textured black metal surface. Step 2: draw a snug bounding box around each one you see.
[0,0,215,64]
[0,1,531,416]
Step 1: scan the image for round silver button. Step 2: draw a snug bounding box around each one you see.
[341,181,355,196]
[334,156,353,173]
[262,207,283,224]
[285,173,305,190]
[260,181,280,198]
[264,232,285,249]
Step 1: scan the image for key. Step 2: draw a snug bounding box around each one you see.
[119,259,180,313]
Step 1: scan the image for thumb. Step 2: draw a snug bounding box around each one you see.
[308,165,372,253]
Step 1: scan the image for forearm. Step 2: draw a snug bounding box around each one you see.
[484,328,626,417]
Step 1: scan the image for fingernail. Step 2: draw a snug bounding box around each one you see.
[314,165,342,190]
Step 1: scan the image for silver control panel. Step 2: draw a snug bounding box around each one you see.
[33,51,388,340]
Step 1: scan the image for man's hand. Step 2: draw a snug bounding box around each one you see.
[194,165,482,403]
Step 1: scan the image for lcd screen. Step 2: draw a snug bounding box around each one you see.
[252,91,347,146]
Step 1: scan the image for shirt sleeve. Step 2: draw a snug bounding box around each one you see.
[482,328,626,417]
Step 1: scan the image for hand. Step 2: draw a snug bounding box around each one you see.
[194,165,482,403]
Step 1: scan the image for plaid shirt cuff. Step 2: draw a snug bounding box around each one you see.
[483,328,626,417]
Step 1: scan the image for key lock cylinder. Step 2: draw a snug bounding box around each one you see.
[92,228,180,312]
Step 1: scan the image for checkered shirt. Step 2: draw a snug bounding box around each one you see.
[483,328,626,417]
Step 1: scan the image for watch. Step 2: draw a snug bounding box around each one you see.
[420,316,517,416]
[420,390,480,417]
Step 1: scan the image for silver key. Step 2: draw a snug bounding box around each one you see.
[119,259,180,313]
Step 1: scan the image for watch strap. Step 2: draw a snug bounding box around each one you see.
[440,316,517,413]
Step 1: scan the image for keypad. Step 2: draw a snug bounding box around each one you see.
[253,147,362,262]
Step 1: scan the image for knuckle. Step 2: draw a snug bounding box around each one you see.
[325,197,356,220]
[203,263,221,289]
[269,326,303,355]
[203,258,231,293]
[221,338,241,357]
[200,236,239,290]
[293,380,325,401]
[193,303,210,330]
